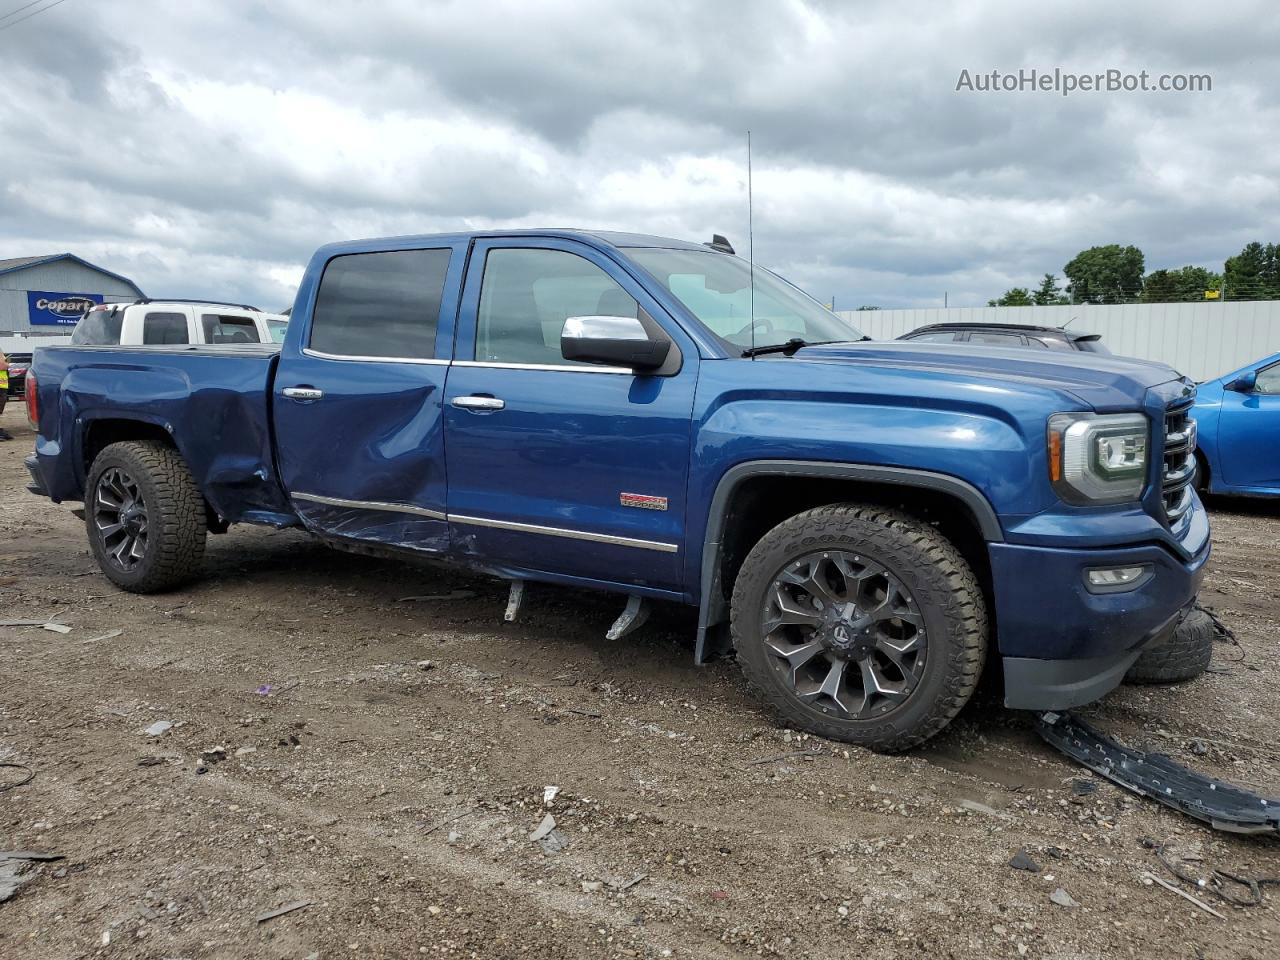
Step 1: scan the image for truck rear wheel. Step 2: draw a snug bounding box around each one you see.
[731,503,987,753]
[1124,607,1213,684]
[85,441,207,592]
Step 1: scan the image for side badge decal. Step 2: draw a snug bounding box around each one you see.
[620,492,668,511]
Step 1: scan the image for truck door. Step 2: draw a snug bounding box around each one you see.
[1219,359,1280,488]
[272,243,465,553]
[443,237,698,594]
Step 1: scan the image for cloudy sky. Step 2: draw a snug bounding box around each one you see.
[2,0,1277,311]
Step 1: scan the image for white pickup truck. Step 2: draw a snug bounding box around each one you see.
[71,300,288,347]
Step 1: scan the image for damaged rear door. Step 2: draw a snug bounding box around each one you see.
[273,242,465,552]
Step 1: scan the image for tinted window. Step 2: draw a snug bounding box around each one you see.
[476,248,638,365]
[905,331,960,343]
[1256,364,1280,395]
[71,309,123,345]
[1036,336,1074,351]
[202,314,260,344]
[143,312,189,345]
[967,332,1024,346]
[310,249,449,359]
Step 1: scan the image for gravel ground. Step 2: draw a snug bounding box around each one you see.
[2,405,1280,959]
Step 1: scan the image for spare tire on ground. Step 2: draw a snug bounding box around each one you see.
[1124,608,1214,684]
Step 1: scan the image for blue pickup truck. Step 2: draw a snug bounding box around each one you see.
[23,229,1210,751]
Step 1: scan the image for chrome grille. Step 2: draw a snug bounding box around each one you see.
[1162,398,1197,523]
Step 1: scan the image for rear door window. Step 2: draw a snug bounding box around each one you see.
[142,312,190,345]
[201,314,261,344]
[309,249,450,359]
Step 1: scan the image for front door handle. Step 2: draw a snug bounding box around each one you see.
[282,386,324,402]
[451,395,505,411]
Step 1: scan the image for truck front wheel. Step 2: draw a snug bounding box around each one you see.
[85,441,207,592]
[731,503,987,753]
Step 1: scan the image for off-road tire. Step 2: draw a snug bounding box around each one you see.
[1124,608,1213,684]
[732,503,987,753]
[85,441,207,592]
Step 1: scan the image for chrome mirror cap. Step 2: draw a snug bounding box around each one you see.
[561,315,648,341]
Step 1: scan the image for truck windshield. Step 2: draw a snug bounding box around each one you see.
[628,248,865,352]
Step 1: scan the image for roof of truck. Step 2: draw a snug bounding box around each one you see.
[318,229,716,255]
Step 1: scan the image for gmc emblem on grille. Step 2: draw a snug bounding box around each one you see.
[620,492,668,511]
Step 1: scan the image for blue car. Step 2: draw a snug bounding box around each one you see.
[1191,352,1280,497]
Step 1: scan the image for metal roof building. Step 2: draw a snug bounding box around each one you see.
[0,253,144,337]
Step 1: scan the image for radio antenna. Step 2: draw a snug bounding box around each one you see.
[747,130,756,360]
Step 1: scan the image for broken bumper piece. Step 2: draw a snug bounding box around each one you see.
[1036,711,1280,835]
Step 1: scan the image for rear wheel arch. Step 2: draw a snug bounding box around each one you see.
[695,461,1002,662]
[82,417,176,481]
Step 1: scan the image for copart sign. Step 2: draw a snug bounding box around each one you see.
[27,290,105,326]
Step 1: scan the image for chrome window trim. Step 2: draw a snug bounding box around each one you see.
[302,347,450,366]
[292,492,447,521]
[449,514,678,552]
[452,360,632,375]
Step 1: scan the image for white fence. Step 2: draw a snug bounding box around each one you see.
[836,301,1280,382]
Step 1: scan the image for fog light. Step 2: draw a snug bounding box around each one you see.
[1085,565,1152,592]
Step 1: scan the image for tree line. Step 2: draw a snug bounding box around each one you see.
[988,241,1280,306]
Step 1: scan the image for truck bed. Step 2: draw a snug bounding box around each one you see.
[28,344,297,526]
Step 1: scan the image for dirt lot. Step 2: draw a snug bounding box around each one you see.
[2,406,1280,960]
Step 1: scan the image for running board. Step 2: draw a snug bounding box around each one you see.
[1036,712,1280,836]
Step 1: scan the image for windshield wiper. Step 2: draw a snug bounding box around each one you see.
[741,338,864,358]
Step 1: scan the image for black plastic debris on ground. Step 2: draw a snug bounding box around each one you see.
[1036,712,1280,836]
[1008,849,1041,872]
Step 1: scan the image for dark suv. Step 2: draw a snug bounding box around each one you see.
[898,322,1109,353]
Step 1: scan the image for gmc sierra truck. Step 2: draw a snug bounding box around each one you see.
[24,229,1209,751]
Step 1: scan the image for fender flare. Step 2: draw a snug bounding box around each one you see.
[694,460,1004,663]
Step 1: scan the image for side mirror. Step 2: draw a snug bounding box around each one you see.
[1226,371,1258,393]
[560,315,670,371]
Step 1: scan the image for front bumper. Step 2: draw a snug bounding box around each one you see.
[994,521,1210,710]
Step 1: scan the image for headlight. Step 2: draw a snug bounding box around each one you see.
[1047,412,1149,504]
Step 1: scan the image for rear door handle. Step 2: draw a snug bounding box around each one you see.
[282,386,324,402]
[451,395,505,411]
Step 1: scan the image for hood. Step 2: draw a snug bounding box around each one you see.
[782,341,1182,412]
